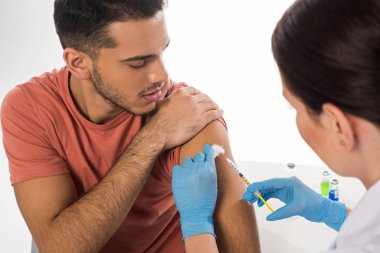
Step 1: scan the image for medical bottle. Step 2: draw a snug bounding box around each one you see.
[329,179,339,201]
[321,170,331,197]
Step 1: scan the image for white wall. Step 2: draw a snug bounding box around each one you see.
[0,0,324,252]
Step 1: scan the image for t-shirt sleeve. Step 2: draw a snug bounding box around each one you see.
[216,117,228,132]
[1,87,69,185]
[156,146,181,181]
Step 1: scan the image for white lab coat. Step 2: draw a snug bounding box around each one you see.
[322,180,380,253]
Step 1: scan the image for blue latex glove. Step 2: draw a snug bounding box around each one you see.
[242,177,347,231]
[172,144,217,239]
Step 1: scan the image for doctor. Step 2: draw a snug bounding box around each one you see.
[171,0,380,252]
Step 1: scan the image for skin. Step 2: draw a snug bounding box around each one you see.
[182,73,380,252]
[13,11,259,253]
[68,12,173,121]
[181,120,260,253]
[185,234,219,253]
[282,80,380,189]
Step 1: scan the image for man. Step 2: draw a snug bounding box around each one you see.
[1,1,260,252]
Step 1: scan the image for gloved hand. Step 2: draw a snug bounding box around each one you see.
[172,144,218,239]
[242,176,347,231]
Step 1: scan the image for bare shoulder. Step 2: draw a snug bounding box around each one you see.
[180,119,231,163]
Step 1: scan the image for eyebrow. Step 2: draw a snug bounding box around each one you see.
[119,39,171,63]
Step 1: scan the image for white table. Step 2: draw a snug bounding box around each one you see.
[237,161,366,253]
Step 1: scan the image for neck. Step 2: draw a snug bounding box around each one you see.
[360,165,380,190]
[355,122,380,189]
[69,73,124,124]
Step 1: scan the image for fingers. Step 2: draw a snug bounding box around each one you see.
[192,93,210,103]
[203,144,217,179]
[246,178,288,193]
[203,144,215,162]
[194,152,205,163]
[183,157,193,168]
[186,88,223,120]
[193,145,217,178]
[257,193,271,207]
[201,109,224,126]
[177,87,221,115]
[199,97,218,108]
[194,93,223,126]
[161,85,223,143]
[243,191,274,208]
[243,180,285,205]
[181,145,214,168]
[193,93,218,108]
[242,190,259,203]
[177,86,201,96]
[266,204,296,221]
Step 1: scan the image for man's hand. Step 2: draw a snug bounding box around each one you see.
[242,177,347,231]
[149,86,223,150]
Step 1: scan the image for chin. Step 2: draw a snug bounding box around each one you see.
[326,161,356,178]
[125,103,157,116]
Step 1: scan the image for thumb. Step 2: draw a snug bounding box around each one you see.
[203,144,215,161]
[266,204,297,221]
[204,144,216,173]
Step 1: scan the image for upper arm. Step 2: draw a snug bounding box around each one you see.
[14,174,78,245]
[179,120,260,253]
[1,88,78,245]
[1,87,69,183]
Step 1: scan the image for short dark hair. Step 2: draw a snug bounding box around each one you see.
[272,0,380,127]
[54,0,166,58]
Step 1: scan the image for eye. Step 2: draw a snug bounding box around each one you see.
[128,60,146,68]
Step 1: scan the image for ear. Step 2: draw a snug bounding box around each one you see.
[63,48,92,80]
[321,103,356,150]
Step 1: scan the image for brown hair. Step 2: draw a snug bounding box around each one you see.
[272,0,380,126]
[54,0,166,58]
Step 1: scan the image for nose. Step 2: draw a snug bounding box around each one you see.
[147,55,169,84]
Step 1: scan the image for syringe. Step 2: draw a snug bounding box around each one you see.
[225,158,274,213]
[211,144,274,213]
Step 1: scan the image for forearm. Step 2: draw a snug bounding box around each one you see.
[39,124,165,253]
[185,234,219,253]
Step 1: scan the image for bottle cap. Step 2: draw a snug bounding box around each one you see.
[287,163,296,169]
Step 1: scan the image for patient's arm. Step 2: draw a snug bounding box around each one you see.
[185,234,219,253]
[180,120,261,253]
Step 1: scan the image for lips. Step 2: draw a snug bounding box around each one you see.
[142,89,163,102]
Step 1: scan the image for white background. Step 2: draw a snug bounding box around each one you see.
[0,0,327,252]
